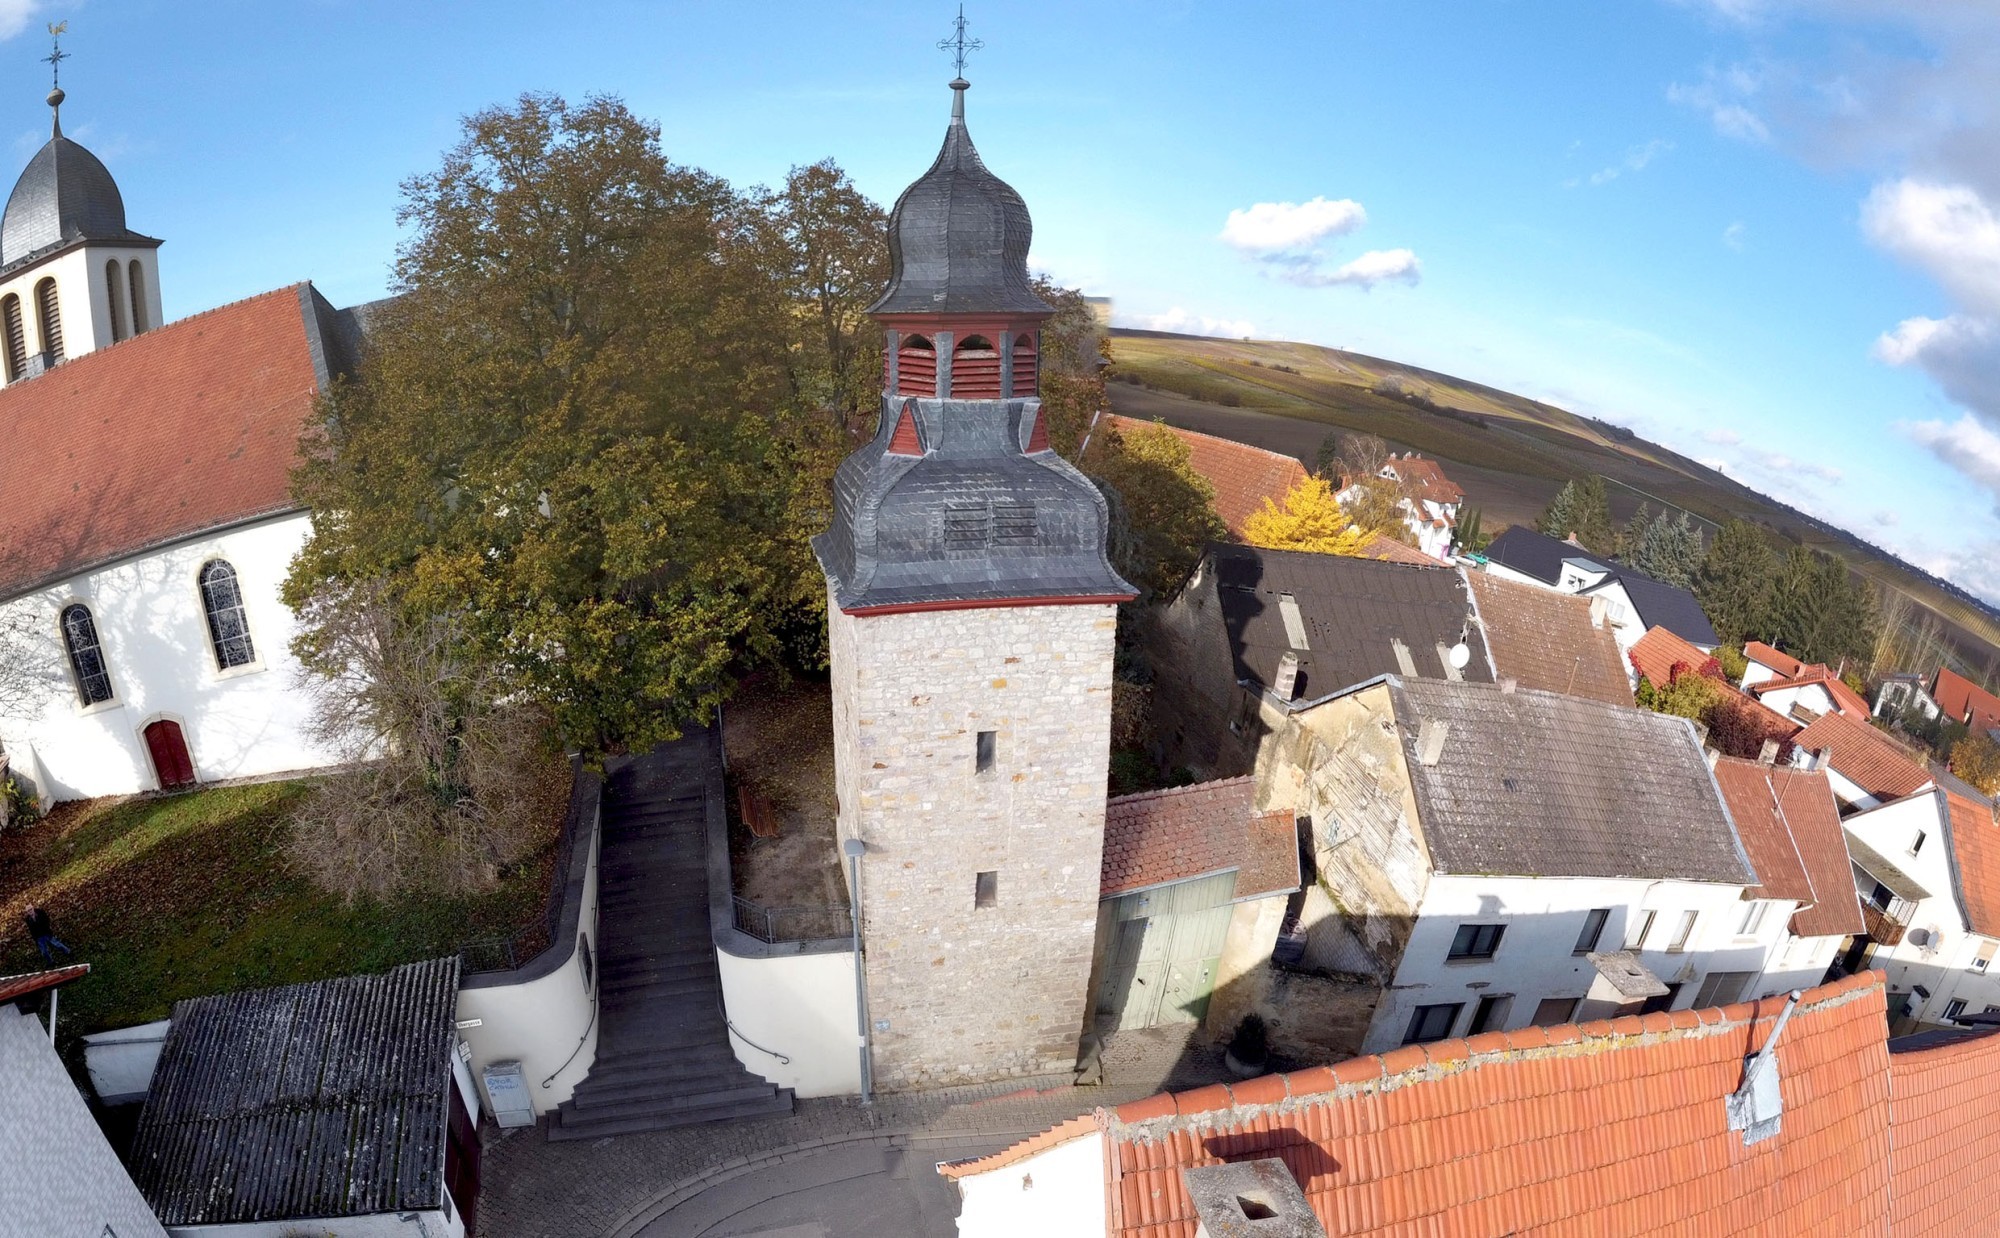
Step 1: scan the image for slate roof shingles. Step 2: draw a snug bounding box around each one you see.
[1392,678,1755,884]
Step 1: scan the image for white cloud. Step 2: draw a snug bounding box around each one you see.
[1117,307,1257,338]
[1862,180,2000,317]
[0,3,36,42]
[1668,69,1772,143]
[1906,415,2000,505]
[1704,427,1743,444]
[1873,313,2000,422]
[1874,510,1901,527]
[1580,139,1675,187]
[1724,221,1747,250]
[1220,197,1366,253]
[1281,248,1422,290]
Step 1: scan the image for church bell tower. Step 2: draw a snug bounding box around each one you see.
[812,67,1134,1090]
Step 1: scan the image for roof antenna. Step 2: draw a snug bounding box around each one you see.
[938,5,982,120]
[43,21,68,138]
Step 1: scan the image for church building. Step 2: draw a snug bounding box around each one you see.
[814,75,1135,1089]
[0,83,360,804]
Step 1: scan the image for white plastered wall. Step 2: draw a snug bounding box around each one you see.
[951,1130,1105,1238]
[715,946,863,1097]
[0,512,339,801]
[1844,791,2000,1026]
[1363,872,1776,1054]
[0,243,163,375]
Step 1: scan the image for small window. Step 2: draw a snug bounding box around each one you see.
[1945,998,1967,1022]
[1625,910,1657,951]
[34,276,62,361]
[1402,1002,1462,1045]
[198,560,256,669]
[975,870,998,909]
[1530,997,1579,1028]
[1737,900,1768,937]
[128,262,147,334]
[1447,923,1504,961]
[1911,830,1927,856]
[60,603,112,705]
[975,729,996,774]
[1467,993,1512,1035]
[1573,908,1609,955]
[1667,911,1698,953]
[104,258,124,342]
[1693,970,1753,1009]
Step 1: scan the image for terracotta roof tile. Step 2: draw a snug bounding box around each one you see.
[1102,777,1296,898]
[1381,455,1464,506]
[1742,641,1805,680]
[1792,711,1934,802]
[1466,571,1631,706]
[1749,666,1872,719]
[1084,976,1894,1236]
[1943,791,2000,938]
[1628,626,1717,691]
[0,285,326,598]
[1711,758,1864,938]
[1890,1024,2000,1231]
[936,1113,1101,1179]
[1361,532,1442,565]
[1931,667,2000,733]
[1102,415,1308,539]
[0,963,88,1005]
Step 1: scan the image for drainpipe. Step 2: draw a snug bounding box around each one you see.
[843,837,874,1106]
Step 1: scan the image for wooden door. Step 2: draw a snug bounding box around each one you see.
[143,720,196,789]
[1095,871,1237,1031]
[445,1079,481,1234]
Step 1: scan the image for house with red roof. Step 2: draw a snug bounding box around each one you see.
[1709,757,1864,994]
[1097,415,1309,541]
[1739,640,1872,722]
[1788,709,1934,811]
[943,972,2000,1237]
[1929,665,2000,734]
[1335,451,1463,560]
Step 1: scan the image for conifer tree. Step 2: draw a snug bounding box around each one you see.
[1696,520,1778,645]
[1537,482,1580,540]
[1618,502,1652,559]
[1766,546,1876,670]
[1633,511,1705,589]
[1536,476,1614,554]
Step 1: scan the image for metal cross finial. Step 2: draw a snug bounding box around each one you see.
[44,22,69,91]
[937,5,982,79]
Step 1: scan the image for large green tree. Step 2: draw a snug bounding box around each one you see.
[287,94,842,759]
[1695,520,1778,645]
[1537,476,1614,555]
[1632,510,1705,589]
[1766,546,1876,671]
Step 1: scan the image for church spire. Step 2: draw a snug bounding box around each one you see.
[43,22,69,138]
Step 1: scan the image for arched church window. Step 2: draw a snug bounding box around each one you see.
[128,262,147,335]
[951,334,1002,399]
[60,603,112,706]
[0,295,24,381]
[897,334,937,397]
[198,560,256,670]
[1012,332,1038,396]
[34,277,62,362]
[105,259,125,342]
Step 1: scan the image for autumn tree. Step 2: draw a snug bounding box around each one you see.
[1696,520,1778,645]
[1083,420,1227,598]
[286,94,842,759]
[1632,510,1705,588]
[1243,476,1373,557]
[752,159,889,428]
[1034,278,1110,461]
[1341,475,1413,542]
[1950,732,2000,795]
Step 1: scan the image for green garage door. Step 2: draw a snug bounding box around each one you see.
[1094,871,1238,1031]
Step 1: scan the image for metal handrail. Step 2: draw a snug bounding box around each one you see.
[731,895,850,945]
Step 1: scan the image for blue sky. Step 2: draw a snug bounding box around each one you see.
[7,2,1998,600]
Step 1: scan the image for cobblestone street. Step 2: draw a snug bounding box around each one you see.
[476,1026,1233,1237]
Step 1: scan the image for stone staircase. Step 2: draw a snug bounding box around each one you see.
[548,731,794,1140]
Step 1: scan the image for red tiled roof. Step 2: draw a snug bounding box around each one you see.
[0,963,89,1004]
[939,1114,1097,1180]
[1101,415,1308,539]
[1890,1025,2000,1232]
[1466,571,1631,707]
[1361,532,1442,565]
[1090,974,1891,1236]
[1793,711,1934,802]
[1931,666,2000,732]
[1749,666,1872,719]
[0,285,326,599]
[1101,777,1297,898]
[1711,758,1864,938]
[1380,454,1463,505]
[1743,641,1805,680]
[1628,625,1716,691]
[1943,791,2000,938]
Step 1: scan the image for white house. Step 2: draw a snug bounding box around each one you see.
[1784,709,1934,812]
[0,89,362,803]
[1337,452,1463,560]
[1477,525,1719,660]
[1875,671,1941,723]
[1246,673,1779,1056]
[1740,640,1872,723]
[1841,783,2000,1033]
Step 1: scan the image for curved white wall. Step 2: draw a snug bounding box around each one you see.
[0,512,339,802]
[716,945,862,1098]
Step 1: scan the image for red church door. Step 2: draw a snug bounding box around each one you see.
[143,720,196,790]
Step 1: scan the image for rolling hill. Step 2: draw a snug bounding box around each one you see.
[1106,328,2000,681]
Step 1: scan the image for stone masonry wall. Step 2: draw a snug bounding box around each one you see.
[829,590,1117,1090]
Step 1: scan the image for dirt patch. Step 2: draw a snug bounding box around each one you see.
[723,678,846,914]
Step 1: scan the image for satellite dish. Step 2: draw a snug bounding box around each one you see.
[1908,927,1930,948]
[1448,642,1472,671]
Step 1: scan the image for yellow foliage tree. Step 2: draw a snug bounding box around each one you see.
[1950,733,2000,795]
[1242,476,1374,557]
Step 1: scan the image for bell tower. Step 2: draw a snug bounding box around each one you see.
[813,64,1134,1090]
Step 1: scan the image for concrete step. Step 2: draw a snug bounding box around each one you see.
[546,1088,794,1140]
[566,1079,781,1120]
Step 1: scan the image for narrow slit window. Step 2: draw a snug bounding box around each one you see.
[60,603,112,705]
[34,277,62,361]
[975,870,998,909]
[104,258,124,342]
[128,262,147,334]
[198,560,256,669]
[975,729,997,774]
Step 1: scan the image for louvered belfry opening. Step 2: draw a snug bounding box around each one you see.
[0,294,24,380]
[128,261,148,334]
[950,334,1002,398]
[896,333,937,396]
[1012,332,1038,396]
[33,276,62,361]
[104,258,125,342]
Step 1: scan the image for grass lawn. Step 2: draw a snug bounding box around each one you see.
[0,778,561,1042]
